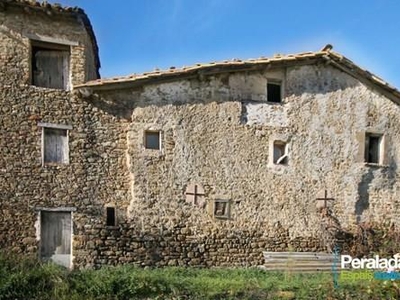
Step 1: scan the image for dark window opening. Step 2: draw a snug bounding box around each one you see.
[106,207,116,226]
[273,141,288,165]
[31,41,70,89]
[267,82,282,103]
[365,134,382,164]
[145,131,160,150]
[214,200,230,219]
[43,128,68,164]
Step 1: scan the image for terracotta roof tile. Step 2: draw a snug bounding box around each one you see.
[74,50,323,89]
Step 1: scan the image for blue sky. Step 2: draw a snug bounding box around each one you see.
[51,0,400,88]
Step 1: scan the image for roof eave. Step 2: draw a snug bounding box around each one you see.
[324,52,400,105]
[74,50,400,106]
[74,57,323,91]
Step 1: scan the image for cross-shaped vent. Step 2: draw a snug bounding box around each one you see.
[316,189,334,209]
[185,183,205,208]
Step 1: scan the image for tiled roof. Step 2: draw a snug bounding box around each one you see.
[75,45,400,103]
[77,51,327,87]
[2,0,100,78]
[2,0,84,13]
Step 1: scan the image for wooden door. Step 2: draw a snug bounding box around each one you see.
[40,211,72,268]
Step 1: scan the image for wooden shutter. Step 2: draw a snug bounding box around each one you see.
[354,132,366,163]
[44,128,68,164]
[33,50,69,89]
[382,135,390,165]
[40,211,72,267]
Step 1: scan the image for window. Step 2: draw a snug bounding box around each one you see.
[31,41,70,89]
[365,133,383,164]
[39,123,71,165]
[213,199,230,219]
[106,207,116,226]
[267,81,282,103]
[273,141,288,165]
[144,131,160,150]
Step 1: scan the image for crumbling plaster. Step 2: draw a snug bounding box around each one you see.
[118,63,400,240]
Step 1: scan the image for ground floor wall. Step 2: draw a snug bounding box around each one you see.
[73,222,324,269]
[1,207,399,269]
[0,207,324,268]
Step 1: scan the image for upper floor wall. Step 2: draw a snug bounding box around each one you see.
[0,1,99,90]
[84,61,400,237]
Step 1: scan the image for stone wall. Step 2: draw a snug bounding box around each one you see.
[120,64,400,235]
[0,3,130,262]
[74,222,323,269]
[65,62,400,268]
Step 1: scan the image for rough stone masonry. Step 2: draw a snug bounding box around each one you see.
[1,1,400,269]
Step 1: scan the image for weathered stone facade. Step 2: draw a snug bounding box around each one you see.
[2,1,400,269]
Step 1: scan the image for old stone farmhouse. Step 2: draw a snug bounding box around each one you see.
[1,0,400,269]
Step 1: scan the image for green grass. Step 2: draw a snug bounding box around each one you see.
[1,253,400,299]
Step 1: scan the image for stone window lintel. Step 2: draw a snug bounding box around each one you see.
[25,33,79,47]
[38,122,72,130]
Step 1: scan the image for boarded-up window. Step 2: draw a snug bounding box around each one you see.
[273,141,288,165]
[365,133,382,164]
[32,41,70,90]
[213,199,230,219]
[106,207,116,226]
[42,127,69,164]
[145,131,160,150]
[267,81,282,103]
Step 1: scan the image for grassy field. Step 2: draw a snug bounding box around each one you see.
[1,253,400,299]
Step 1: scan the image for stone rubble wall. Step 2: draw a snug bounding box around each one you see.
[73,222,323,268]
[0,6,130,259]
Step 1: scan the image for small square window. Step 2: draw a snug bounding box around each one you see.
[213,199,230,219]
[365,133,383,164]
[273,141,288,165]
[31,41,70,90]
[42,127,69,165]
[106,207,116,226]
[145,131,160,150]
[267,82,282,103]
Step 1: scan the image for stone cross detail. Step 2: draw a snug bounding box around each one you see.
[316,190,335,208]
[185,184,205,207]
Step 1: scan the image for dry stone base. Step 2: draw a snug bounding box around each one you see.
[73,223,324,269]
